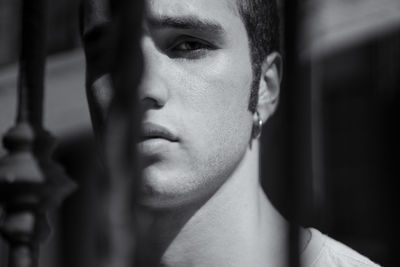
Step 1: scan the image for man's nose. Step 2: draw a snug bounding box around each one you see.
[139,37,170,109]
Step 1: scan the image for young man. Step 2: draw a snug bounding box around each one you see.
[82,0,380,266]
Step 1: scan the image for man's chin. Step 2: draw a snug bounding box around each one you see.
[137,182,205,211]
[138,167,215,210]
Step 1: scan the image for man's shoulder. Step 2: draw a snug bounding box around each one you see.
[302,228,381,267]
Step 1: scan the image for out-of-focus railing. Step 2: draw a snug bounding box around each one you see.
[100,0,144,266]
[0,0,76,266]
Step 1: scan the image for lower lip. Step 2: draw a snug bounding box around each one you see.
[138,138,176,155]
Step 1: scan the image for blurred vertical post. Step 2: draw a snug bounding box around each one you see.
[309,58,327,230]
[0,0,76,266]
[282,0,312,266]
[100,0,144,266]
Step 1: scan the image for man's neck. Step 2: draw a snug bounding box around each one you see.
[138,141,290,267]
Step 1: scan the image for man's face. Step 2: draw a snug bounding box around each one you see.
[87,0,256,208]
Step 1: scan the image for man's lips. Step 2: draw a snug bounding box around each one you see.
[140,122,178,142]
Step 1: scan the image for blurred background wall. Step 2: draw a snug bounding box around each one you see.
[262,1,400,266]
[0,0,399,266]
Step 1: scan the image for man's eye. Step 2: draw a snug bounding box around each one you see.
[168,38,214,59]
[174,41,209,51]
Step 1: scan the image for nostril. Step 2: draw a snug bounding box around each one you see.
[138,74,169,109]
[139,38,170,109]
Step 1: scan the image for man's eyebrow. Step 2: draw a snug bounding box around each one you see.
[147,15,225,34]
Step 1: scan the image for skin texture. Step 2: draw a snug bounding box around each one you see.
[138,0,281,209]
[138,0,254,208]
[83,0,290,265]
[84,0,281,208]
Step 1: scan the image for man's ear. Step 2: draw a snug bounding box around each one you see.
[256,52,282,122]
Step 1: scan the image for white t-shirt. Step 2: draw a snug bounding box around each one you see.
[301,228,381,267]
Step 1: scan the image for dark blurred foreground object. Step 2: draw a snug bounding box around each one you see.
[0,0,76,266]
[80,0,145,266]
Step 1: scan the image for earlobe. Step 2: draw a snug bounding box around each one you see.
[256,52,282,122]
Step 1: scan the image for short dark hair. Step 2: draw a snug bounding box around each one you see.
[236,0,281,112]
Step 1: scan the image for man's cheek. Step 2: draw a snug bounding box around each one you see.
[200,58,252,104]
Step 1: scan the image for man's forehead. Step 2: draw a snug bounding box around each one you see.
[145,0,239,21]
[82,0,240,35]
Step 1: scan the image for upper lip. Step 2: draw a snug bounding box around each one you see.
[140,122,178,142]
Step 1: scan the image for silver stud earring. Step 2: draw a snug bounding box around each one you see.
[252,111,263,139]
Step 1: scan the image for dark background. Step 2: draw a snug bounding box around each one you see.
[262,29,400,266]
